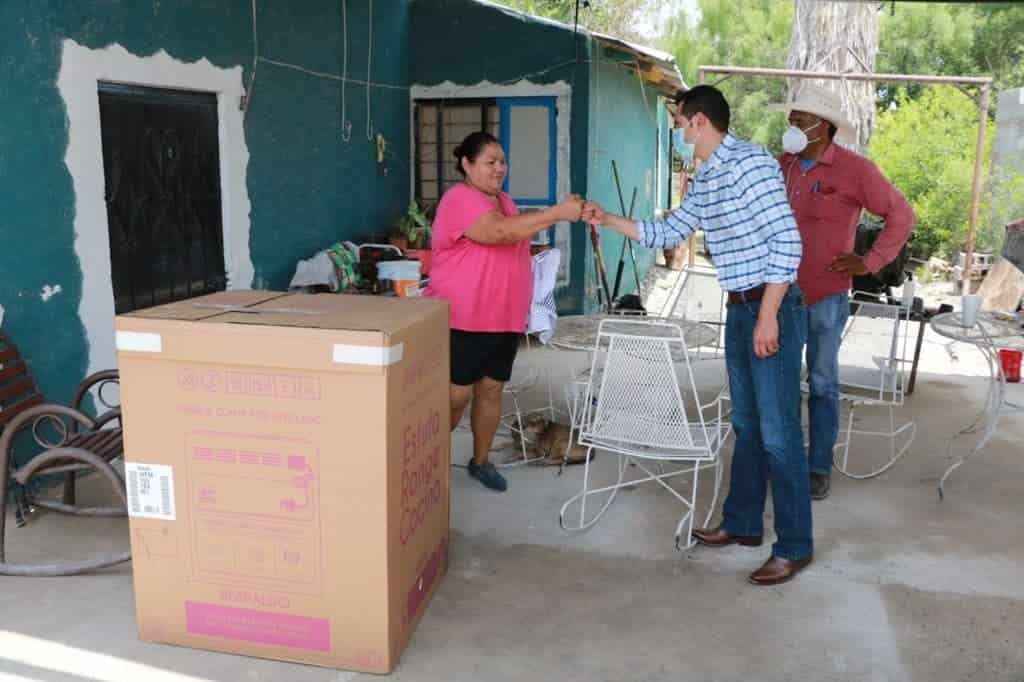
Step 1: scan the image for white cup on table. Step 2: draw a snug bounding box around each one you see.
[960,294,982,327]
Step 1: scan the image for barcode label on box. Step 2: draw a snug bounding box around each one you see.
[125,463,176,521]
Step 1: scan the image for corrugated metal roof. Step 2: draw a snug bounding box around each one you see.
[467,0,686,94]
[590,31,686,94]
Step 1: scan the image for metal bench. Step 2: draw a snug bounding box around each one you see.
[0,331,129,576]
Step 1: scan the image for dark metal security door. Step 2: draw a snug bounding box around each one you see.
[98,82,226,314]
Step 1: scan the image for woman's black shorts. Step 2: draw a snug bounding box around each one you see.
[449,330,519,386]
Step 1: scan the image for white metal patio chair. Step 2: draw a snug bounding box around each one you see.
[559,318,728,549]
[830,295,918,479]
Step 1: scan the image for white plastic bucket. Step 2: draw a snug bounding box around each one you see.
[377,260,421,281]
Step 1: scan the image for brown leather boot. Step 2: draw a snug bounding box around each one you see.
[747,555,813,586]
[691,526,763,548]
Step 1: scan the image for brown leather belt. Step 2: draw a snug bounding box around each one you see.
[727,284,766,305]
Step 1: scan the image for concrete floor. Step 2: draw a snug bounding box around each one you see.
[2,305,1023,681]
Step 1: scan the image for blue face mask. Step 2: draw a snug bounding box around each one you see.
[672,128,695,163]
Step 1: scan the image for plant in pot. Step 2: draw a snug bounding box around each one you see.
[401,201,433,275]
[388,201,419,252]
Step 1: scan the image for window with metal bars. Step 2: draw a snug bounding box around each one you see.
[98,82,227,314]
[413,98,500,207]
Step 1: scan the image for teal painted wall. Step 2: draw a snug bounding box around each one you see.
[0,1,410,427]
[584,44,666,313]
[248,2,412,289]
[410,0,592,313]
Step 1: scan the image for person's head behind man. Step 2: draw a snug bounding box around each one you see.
[787,109,836,145]
[672,85,730,162]
[781,83,856,157]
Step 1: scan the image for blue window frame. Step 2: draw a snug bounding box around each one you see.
[498,97,558,207]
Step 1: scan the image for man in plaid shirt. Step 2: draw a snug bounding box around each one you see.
[582,85,812,585]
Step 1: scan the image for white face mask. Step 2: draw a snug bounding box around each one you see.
[782,121,822,154]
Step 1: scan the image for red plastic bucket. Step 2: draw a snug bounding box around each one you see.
[999,349,1022,383]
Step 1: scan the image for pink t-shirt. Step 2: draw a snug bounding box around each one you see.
[423,184,532,333]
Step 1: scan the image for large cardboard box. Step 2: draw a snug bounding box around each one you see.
[115,291,450,674]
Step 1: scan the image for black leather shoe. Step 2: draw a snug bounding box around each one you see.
[810,473,830,500]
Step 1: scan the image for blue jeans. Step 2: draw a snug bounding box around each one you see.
[721,286,812,560]
[805,293,849,476]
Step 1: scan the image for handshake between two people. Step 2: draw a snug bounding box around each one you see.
[550,195,611,227]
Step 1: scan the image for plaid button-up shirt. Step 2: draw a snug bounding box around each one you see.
[639,134,802,293]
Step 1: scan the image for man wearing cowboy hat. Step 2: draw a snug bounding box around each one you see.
[778,83,915,500]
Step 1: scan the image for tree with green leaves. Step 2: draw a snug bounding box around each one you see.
[875,3,1024,257]
[662,0,793,152]
[494,0,659,41]
[869,88,994,259]
[877,2,1024,109]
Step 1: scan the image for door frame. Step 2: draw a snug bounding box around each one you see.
[58,39,252,375]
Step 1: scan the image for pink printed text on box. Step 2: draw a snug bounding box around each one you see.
[185,601,331,652]
[178,368,321,401]
[186,431,322,595]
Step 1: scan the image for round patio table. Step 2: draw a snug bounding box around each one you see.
[930,311,1024,499]
[550,314,720,361]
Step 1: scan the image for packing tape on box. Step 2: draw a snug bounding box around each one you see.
[115,331,163,353]
[192,303,326,315]
[117,330,402,366]
[332,343,404,366]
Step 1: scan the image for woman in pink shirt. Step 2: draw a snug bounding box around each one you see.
[424,132,582,491]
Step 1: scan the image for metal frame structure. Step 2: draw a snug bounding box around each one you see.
[688,64,994,291]
[831,294,918,479]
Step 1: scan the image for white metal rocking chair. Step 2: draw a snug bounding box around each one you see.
[831,295,918,479]
[559,318,728,549]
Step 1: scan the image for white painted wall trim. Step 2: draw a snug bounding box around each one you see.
[59,39,253,375]
[409,80,572,100]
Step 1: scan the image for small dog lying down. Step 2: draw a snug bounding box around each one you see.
[504,413,594,466]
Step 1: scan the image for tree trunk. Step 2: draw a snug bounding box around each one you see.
[786,0,880,149]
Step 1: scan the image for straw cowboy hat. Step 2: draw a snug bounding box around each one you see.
[774,83,857,144]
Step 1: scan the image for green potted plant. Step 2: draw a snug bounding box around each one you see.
[400,200,433,275]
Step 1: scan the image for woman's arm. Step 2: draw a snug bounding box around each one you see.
[464,195,583,245]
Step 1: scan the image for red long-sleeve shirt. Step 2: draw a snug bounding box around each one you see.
[779,144,915,306]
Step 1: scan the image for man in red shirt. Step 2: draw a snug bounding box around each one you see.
[778,84,915,500]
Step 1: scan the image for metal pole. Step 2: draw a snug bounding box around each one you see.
[962,83,991,293]
[699,65,992,87]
